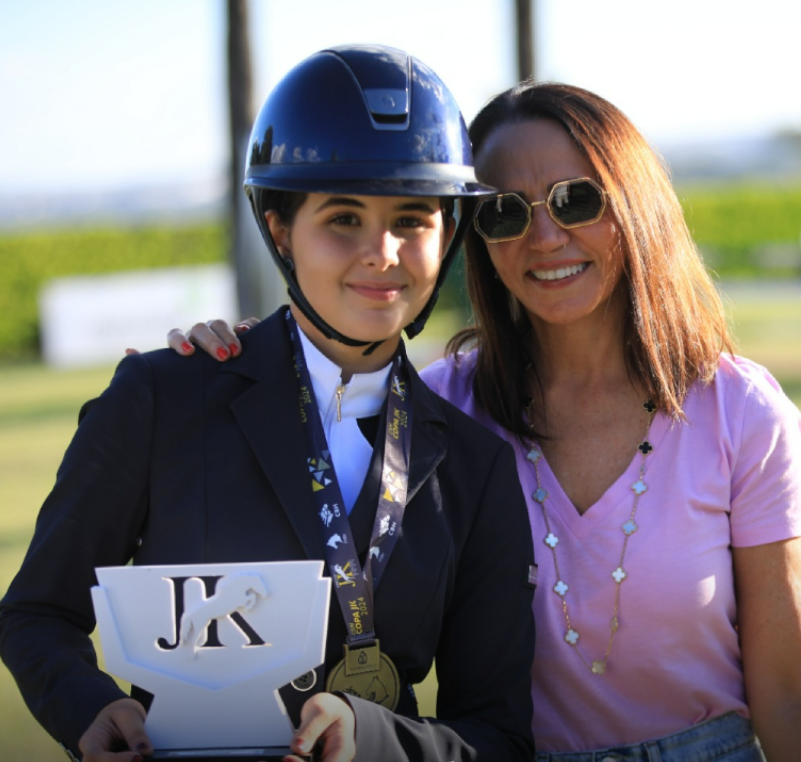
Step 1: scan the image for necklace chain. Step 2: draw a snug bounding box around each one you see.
[527,400,656,675]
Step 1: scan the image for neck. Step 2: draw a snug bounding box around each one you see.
[290,304,399,382]
[528,296,632,394]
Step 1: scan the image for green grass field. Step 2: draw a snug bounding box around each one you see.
[1,284,800,760]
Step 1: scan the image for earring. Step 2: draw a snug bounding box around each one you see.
[281,256,294,273]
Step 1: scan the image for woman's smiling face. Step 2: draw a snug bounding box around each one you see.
[475,118,624,331]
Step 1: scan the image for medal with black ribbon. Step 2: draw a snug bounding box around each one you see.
[287,312,413,711]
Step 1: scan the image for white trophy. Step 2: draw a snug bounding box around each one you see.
[91,561,331,760]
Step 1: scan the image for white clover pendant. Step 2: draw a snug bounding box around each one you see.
[621,519,638,536]
[544,532,559,548]
[533,487,548,503]
[526,448,541,463]
[564,628,579,645]
[591,660,606,675]
[553,580,569,597]
[631,479,648,495]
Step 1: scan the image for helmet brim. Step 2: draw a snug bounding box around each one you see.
[245,162,496,198]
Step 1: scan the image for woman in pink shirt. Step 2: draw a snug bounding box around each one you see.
[173,82,801,760]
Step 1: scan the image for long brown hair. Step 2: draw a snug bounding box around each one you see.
[449,81,733,440]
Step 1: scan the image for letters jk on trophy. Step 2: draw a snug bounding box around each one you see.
[91,561,331,759]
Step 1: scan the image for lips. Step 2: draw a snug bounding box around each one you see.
[529,262,588,282]
[347,282,406,301]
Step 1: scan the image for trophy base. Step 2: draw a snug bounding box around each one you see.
[149,747,297,761]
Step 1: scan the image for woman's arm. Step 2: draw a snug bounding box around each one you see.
[734,537,801,761]
[727,360,801,760]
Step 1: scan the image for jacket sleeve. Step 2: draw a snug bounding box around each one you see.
[0,353,155,754]
[344,437,536,762]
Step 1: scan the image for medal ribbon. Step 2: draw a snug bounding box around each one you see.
[286,311,413,646]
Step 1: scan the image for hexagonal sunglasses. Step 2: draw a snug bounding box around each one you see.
[473,177,607,243]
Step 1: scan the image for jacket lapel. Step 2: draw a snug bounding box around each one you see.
[223,317,449,579]
[406,361,448,504]
[224,310,326,561]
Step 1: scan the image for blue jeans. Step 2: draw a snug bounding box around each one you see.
[534,712,764,762]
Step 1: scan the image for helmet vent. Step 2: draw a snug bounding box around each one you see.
[373,113,407,126]
[364,88,409,130]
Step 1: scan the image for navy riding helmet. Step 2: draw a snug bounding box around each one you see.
[244,44,494,347]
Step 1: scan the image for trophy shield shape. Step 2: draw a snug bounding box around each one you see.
[91,561,331,761]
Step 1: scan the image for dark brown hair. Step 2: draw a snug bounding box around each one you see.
[260,189,308,225]
[449,81,733,440]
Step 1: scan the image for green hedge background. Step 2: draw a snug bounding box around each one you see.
[1,181,800,360]
[681,182,801,272]
[0,224,226,359]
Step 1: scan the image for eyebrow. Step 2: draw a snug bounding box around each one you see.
[396,201,438,213]
[314,197,366,212]
[313,197,438,214]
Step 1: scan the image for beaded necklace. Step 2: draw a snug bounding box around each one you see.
[526,400,656,675]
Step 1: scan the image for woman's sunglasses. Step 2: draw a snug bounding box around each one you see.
[473,178,607,243]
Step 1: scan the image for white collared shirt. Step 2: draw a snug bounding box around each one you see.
[298,328,391,513]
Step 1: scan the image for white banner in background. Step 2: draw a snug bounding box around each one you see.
[39,264,237,368]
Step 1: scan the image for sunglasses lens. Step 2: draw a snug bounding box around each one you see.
[475,195,530,241]
[550,180,604,225]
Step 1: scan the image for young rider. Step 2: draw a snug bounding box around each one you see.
[0,46,536,762]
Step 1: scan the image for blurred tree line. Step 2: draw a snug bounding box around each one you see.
[1,180,800,360]
[1,1,799,361]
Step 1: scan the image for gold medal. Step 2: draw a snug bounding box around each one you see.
[325,640,400,711]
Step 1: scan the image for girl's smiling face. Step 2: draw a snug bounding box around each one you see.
[475,118,624,332]
[266,193,452,368]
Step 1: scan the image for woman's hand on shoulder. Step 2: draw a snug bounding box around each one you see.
[168,318,260,361]
[283,692,356,762]
[78,697,151,762]
[124,317,260,361]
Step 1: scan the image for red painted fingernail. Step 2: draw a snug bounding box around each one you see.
[236,323,251,332]
[229,343,240,357]
[216,347,230,360]
[295,738,311,753]
[182,342,194,352]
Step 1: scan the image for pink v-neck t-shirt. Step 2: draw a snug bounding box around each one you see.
[421,352,801,752]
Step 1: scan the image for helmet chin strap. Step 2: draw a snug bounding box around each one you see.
[253,195,472,357]
[286,279,385,356]
[402,203,474,340]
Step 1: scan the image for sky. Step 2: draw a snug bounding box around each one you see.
[1,0,800,194]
